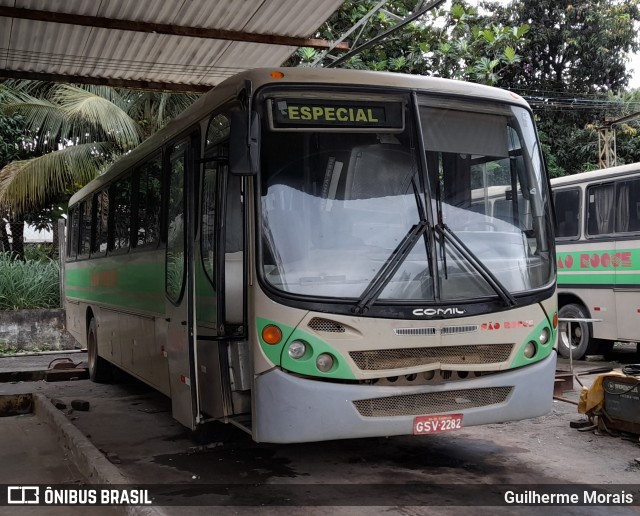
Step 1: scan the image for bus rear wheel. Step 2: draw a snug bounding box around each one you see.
[87,318,111,383]
[557,303,594,360]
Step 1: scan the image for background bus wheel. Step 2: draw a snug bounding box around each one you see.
[557,304,591,360]
[87,318,112,383]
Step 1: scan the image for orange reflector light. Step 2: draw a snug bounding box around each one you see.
[271,71,285,79]
[552,312,558,329]
[262,324,283,345]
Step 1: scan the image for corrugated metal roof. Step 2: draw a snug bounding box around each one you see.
[0,0,345,91]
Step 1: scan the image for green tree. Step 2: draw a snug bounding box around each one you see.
[487,0,640,175]
[0,82,198,216]
[0,86,33,255]
[293,1,530,86]
[601,88,640,167]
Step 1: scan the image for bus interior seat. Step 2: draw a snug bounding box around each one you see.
[344,144,416,199]
[493,199,515,226]
[557,209,578,237]
[494,198,529,230]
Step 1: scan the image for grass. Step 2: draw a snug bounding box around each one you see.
[0,253,60,310]
[0,344,59,355]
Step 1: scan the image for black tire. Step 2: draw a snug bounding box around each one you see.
[87,318,111,383]
[557,303,594,360]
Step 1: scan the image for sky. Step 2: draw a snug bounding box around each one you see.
[627,53,640,89]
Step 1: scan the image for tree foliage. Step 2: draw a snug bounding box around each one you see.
[0,82,198,215]
[294,0,640,176]
[489,0,640,94]
[293,1,530,86]
[487,0,640,175]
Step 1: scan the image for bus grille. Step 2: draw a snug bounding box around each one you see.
[308,317,346,333]
[349,344,513,370]
[353,386,513,417]
[394,327,437,336]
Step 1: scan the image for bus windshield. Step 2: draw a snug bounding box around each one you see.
[259,89,554,303]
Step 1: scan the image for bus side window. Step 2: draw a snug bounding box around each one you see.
[587,183,614,236]
[615,178,640,233]
[135,153,162,247]
[201,112,230,286]
[554,188,580,238]
[78,198,92,257]
[110,175,132,251]
[93,190,109,255]
[166,141,187,304]
[201,162,217,283]
[67,206,79,259]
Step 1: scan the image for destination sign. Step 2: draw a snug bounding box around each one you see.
[269,98,404,131]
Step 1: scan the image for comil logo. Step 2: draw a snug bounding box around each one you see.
[7,486,39,504]
[412,307,465,317]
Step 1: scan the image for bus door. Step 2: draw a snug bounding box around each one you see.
[196,111,249,428]
[165,135,199,429]
[196,162,249,426]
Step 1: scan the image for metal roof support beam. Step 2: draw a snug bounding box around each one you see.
[310,0,388,67]
[0,6,349,50]
[326,0,446,68]
[595,111,640,168]
[597,126,616,169]
[0,69,211,93]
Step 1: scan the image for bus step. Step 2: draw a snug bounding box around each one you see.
[227,414,252,434]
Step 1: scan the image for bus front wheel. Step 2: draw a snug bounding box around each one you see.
[558,303,593,360]
[87,318,111,383]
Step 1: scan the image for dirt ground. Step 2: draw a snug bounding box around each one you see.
[2,347,640,515]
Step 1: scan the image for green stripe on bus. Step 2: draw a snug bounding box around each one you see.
[557,248,639,271]
[557,273,616,285]
[557,248,640,285]
[256,317,356,380]
[66,263,165,313]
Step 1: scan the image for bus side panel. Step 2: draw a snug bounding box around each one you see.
[616,291,640,341]
[65,299,83,345]
[557,240,619,341]
[615,238,640,341]
[65,249,171,394]
[94,307,170,396]
[97,307,121,368]
[557,286,618,341]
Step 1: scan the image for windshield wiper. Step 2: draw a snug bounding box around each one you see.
[435,222,517,307]
[352,220,429,315]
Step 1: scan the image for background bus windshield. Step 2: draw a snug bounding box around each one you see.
[259,91,554,304]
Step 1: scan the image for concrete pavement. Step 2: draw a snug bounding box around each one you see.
[0,351,160,516]
[1,349,639,515]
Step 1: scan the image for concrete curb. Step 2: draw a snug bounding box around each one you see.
[33,392,168,516]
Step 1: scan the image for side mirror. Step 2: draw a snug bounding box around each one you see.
[229,111,260,176]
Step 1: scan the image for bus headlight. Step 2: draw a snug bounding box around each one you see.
[539,327,550,345]
[524,341,537,359]
[288,340,307,359]
[316,353,335,372]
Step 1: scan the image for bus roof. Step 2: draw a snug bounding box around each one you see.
[550,162,640,188]
[69,68,531,206]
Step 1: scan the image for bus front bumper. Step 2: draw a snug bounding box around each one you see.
[253,351,557,443]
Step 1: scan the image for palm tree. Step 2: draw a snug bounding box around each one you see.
[0,81,198,256]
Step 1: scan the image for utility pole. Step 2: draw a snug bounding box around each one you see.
[597,112,640,168]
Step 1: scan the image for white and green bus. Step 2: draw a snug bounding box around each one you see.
[552,163,640,359]
[65,68,557,443]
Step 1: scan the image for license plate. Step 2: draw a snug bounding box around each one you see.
[413,414,463,435]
